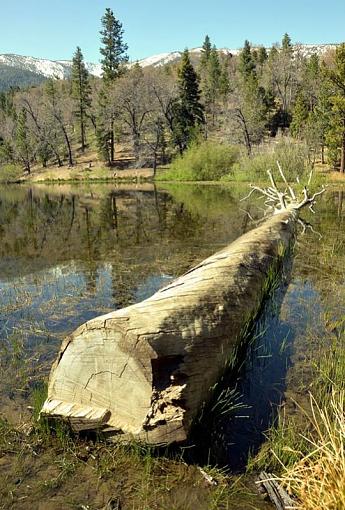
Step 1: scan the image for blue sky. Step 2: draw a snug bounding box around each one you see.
[1,0,344,62]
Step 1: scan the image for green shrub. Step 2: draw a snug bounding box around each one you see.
[157,141,240,181]
[222,139,311,183]
[0,164,22,183]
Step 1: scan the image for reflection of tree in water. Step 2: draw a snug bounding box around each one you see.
[168,202,204,240]
[0,185,260,281]
[99,192,119,234]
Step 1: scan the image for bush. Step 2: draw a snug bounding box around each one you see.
[222,139,311,183]
[157,141,240,181]
[0,164,22,183]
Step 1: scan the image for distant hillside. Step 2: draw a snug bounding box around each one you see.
[0,54,102,91]
[0,44,339,91]
[0,64,46,91]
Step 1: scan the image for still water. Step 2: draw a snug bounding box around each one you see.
[0,183,343,469]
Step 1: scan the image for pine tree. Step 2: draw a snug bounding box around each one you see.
[282,33,292,53]
[96,87,115,165]
[72,46,91,151]
[100,8,128,83]
[324,43,345,172]
[98,8,128,164]
[314,78,332,164]
[172,50,204,153]
[257,46,268,65]
[219,59,231,99]
[268,45,279,63]
[200,35,212,68]
[16,108,31,173]
[238,40,256,78]
[290,92,309,138]
[204,46,221,124]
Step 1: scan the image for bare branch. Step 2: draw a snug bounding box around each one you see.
[241,164,327,216]
[276,161,296,200]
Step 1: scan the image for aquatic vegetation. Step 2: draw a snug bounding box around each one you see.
[0,183,343,508]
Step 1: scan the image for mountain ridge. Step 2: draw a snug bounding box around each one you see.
[0,43,339,91]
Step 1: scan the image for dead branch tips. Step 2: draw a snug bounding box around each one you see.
[240,161,327,215]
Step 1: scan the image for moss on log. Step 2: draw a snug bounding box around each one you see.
[41,209,297,444]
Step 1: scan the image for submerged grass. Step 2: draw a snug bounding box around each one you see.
[251,302,345,509]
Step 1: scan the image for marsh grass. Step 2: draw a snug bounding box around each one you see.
[252,307,345,508]
[279,390,345,510]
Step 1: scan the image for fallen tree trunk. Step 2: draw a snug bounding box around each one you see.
[41,208,298,444]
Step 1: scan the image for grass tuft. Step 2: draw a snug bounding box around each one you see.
[280,390,345,510]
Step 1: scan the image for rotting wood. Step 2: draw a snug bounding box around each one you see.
[41,166,325,444]
[41,209,297,444]
[256,471,296,510]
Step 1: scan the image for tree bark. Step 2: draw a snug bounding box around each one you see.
[110,120,115,165]
[41,210,297,444]
[340,121,345,173]
[321,144,325,165]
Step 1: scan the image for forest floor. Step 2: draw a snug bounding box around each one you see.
[19,155,345,186]
[18,144,155,183]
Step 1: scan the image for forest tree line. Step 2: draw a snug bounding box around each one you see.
[1,8,345,175]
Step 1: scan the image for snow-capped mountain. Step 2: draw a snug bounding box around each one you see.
[0,43,339,91]
[0,54,103,79]
[130,44,337,68]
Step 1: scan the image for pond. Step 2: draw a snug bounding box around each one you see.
[0,182,344,470]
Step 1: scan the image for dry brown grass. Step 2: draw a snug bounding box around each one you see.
[279,391,345,510]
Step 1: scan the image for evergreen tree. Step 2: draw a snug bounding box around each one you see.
[100,8,128,83]
[238,40,256,78]
[200,35,212,68]
[314,78,332,164]
[71,46,91,152]
[219,59,231,99]
[282,33,293,53]
[16,108,31,173]
[258,46,268,65]
[268,45,279,62]
[203,46,221,125]
[98,8,128,164]
[172,50,204,153]
[96,87,116,165]
[324,43,345,172]
[303,53,321,110]
[290,92,309,138]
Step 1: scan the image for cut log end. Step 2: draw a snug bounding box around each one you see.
[41,210,297,444]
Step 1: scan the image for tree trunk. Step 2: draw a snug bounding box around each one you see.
[41,210,296,444]
[110,120,115,165]
[80,107,85,152]
[59,122,73,166]
[153,153,157,177]
[321,144,325,165]
[340,123,345,173]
